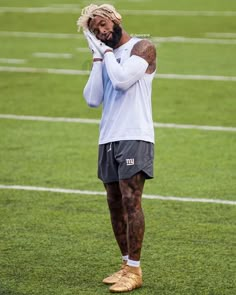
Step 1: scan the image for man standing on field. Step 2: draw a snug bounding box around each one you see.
[77,3,156,293]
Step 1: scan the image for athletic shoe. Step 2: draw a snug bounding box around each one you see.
[109,265,142,293]
[102,261,127,284]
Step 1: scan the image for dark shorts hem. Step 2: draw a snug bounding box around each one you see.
[98,140,154,184]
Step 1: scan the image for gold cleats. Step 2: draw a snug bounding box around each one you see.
[102,261,127,285]
[109,265,142,293]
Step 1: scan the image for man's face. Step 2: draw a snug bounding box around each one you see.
[88,15,122,48]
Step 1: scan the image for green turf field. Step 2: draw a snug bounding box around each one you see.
[0,0,236,294]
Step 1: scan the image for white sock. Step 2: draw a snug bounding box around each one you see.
[122,255,128,261]
[127,259,140,267]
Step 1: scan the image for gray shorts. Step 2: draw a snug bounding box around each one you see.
[98,140,154,183]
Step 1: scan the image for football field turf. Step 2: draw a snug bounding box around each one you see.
[0,0,236,294]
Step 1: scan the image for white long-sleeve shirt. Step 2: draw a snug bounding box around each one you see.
[83,37,155,145]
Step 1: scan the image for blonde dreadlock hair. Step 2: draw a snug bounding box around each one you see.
[77,4,122,31]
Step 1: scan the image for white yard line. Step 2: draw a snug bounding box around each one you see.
[0,7,236,16]
[49,4,81,8]
[120,10,236,16]
[1,31,236,46]
[0,31,83,39]
[33,52,73,59]
[0,114,235,132]
[0,184,235,205]
[0,66,236,82]
[0,7,82,13]
[0,58,26,64]
[153,122,236,132]
[152,36,236,45]
[205,32,236,38]
[0,66,89,75]
[157,73,236,82]
[0,114,100,124]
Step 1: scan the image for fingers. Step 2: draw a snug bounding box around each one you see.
[83,30,109,49]
[86,32,100,47]
[83,30,112,56]
[83,30,103,59]
[87,33,104,53]
[83,30,94,48]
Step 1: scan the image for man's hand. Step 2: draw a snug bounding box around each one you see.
[85,31,113,56]
[83,30,103,60]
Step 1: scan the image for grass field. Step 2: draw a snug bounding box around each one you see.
[0,0,236,294]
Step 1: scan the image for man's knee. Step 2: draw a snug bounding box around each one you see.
[119,172,145,195]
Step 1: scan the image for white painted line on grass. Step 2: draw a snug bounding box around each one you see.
[0,31,83,39]
[0,7,82,13]
[120,10,236,17]
[0,114,235,133]
[153,122,236,132]
[49,4,81,8]
[156,73,236,82]
[0,184,235,205]
[0,66,236,82]
[144,194,236,205]
[1,31,236,45]
[33,52,73,59]
[0,66,89,75]
[0,58,26,64]
[152,36,236,45]
[0,114,100,124]
[0,185,105,196]
[0,7,236,16]
[206,32,236,38]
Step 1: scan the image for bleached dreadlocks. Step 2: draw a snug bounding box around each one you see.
[77,4,122,31]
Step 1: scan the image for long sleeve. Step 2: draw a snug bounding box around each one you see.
[83,61,104,107]
[104,52,148,91]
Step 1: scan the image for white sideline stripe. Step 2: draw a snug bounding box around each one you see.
[0,7,236,16]
[33,52,73,59]
[0,66,89,75]
[157,73,236,82]
[0,58,26,64]
[120,10,236,17]
[153,36,236,45]
[0,185,235,205]
[0,114,100,124]
[0,7,82,13]
[49,4,81,8]
[0,31,83,39]
[153,122,236,132]
[0,66,236,82]
[206,32,236,38]
[1,31,236,45]
[0,114,235,132]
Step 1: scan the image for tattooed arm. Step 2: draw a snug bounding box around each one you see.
[130,39,156,74]
[103,39,156,91]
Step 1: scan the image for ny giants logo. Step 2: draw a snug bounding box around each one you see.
[126,158,134,166]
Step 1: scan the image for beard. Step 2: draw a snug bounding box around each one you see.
[103,23,122,48]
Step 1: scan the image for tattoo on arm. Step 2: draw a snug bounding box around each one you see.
[130,39,157,74]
